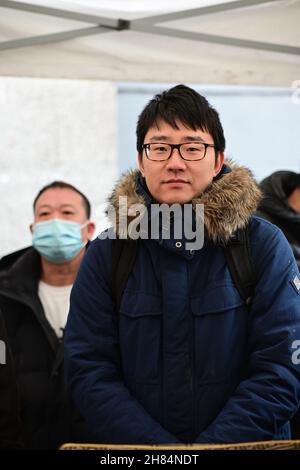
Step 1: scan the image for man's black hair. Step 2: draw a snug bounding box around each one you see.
[136,84,226,156]
[33,181,91,218]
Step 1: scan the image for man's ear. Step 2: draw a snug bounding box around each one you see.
[29,223,34,234]
[86,222,96,240]
[138,152,145,177]
[214,152,225,176]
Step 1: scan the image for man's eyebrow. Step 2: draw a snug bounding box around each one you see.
[149,135,170,141]
[148,135,206,142]
[183,135,206,142]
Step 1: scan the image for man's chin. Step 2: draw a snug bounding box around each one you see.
[157,195,193,205]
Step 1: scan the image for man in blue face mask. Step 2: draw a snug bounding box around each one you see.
[0,181,95,449]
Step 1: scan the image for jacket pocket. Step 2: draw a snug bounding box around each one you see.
[119,290,162,381]
[191,285,247,383]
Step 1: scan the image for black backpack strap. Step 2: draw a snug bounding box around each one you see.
[110,239,138,315]
[224,225,256,309]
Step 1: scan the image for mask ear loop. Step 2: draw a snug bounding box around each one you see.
[81,220,91,247]
[81,221,89,229]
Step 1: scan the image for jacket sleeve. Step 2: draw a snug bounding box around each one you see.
[196,226,300,444]
[64,238,180,444]
[0,310,22,449]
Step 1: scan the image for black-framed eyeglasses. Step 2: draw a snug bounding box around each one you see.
[142,142,216,161]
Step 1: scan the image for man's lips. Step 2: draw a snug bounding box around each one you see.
[163,179,189,184]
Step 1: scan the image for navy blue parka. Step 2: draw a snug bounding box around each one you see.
[65,163,300,444]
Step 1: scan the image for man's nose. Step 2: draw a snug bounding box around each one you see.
[165,148,186,170]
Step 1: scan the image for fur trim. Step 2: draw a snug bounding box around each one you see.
[108,170,145,239]
[192,160,262,244]
[107,161,262,244]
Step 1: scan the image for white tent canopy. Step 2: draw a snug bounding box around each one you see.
[0,0,299,86]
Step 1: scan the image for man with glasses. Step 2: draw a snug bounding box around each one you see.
[65,85,300,444]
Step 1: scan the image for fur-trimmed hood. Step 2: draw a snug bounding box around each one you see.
[107,161,262,245]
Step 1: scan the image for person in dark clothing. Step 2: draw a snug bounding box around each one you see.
[0,181,96,449]
[256,170,300,438]
[65,85,300,445]
[0,309,22,449]
[256,171,300,268]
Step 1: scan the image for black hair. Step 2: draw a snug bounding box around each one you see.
[283,172,300,197]
[33,181,91,218]
[136,84,226,156]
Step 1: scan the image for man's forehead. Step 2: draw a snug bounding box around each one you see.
[35,188,83,209]
[146,119,210,138]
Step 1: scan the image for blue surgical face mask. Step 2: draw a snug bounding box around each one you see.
[32,218,88,263]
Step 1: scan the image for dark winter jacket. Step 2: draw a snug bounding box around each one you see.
[65,162,300,444]
[256,171,300,268]
[0,248,94,449]
[0,309,22,449]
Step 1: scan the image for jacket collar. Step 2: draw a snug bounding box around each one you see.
[0,247,41,296]
[108,160,261,246]
[0,248,59,352]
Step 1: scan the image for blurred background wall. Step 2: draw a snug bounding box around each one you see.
[0,77,117,256]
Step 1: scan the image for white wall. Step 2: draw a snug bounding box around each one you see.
[0,77,118,257]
